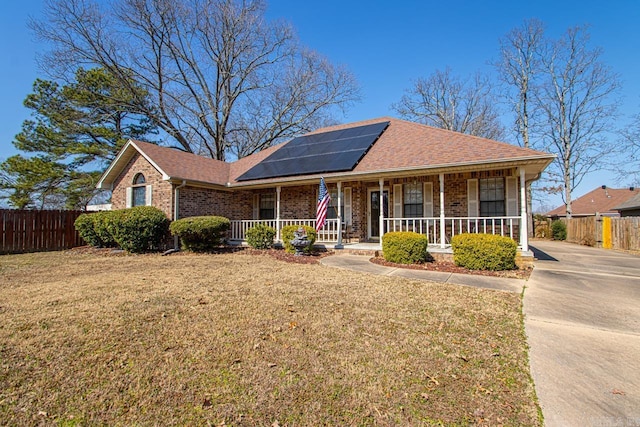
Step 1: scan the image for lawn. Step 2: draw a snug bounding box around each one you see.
[0,250,541,426]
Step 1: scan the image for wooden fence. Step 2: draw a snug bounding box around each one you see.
[563,216,640,251]
[1,209,86,255]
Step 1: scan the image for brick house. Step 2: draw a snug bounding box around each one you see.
[97,117,554,252]
[546,186,640,219]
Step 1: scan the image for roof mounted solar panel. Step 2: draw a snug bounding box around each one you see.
[236,121,389,181]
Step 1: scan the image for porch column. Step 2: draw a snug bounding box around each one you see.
[519,168,528,252]
[276,186,282,243]
[439,173,446,249]
[379,178,384,250]
[336,181,343,248]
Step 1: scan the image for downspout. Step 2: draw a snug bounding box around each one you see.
[173,180,187,250]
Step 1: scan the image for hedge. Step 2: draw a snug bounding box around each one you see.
[111,206,170,253]
[281,225,317,254]
[451,233,517,271]
[170,216,230,252]
[245,224,276,249]
[382,231,429,264]
[551,220,567,241]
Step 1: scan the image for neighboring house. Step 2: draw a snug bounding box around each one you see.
[97,117,554,251]
[613,191,640,217]
[545,186,640,219]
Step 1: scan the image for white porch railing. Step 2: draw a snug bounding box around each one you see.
[230,216,520,245]
[384,216,521,245]
[229,218,340,242]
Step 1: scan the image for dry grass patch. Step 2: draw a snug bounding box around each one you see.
[0,251,540,426]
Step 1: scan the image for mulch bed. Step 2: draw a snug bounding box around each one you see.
[371,257,532,280]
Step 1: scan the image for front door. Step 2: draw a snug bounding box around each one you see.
[369,190,389,239]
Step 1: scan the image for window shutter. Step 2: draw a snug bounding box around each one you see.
[393,184,403,218]
[423,182,433,217]
[252,194,259,220]
[467,179,479,217]
[126,187,133,208]
[506,177,518,216]
[343,187,352,225]
[145,185,153,206]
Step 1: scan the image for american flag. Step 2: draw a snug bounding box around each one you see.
[316,177,331,231]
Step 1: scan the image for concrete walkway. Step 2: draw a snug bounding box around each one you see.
[321,254,525,292]
[526,241,640,427]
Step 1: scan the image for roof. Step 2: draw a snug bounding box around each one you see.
[545,186,640,217]
[98,117,555,189]
[613,191,640,211]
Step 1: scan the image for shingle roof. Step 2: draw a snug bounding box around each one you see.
[613,191,640,211]
[545,186,640,217]
[98,117,555,189]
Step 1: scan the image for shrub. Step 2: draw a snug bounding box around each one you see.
[74,213,101,247]
[111,206,170,253]
[170,215,230,252]
[245,224,276,249]
[451,233,517,271]
[281,225,317,254]
[551,220,567,241]
[93,210,123,248]
[382,231,429,264]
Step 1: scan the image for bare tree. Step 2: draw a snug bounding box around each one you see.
[32,0,360,160]
[536,26,620,217]
[495,18,545,235]
[392,67,505,140]
[619,113,640,185]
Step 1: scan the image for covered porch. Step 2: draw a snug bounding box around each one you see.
[227,167,531,251]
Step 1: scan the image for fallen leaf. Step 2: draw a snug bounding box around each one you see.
[268,362,277,368]
[612,389,626,395]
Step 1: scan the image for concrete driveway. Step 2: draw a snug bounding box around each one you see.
[525,240,640,427]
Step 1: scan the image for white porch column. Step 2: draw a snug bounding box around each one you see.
[379,178,384,250]
[336,181,343,248]
[519,168,528,252]
[439,173,446,249]
[276,186,282,243]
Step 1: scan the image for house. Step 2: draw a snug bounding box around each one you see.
[545,186,640,219]
[97,117,555,252]
[613,191,640,217]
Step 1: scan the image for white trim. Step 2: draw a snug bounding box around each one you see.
[126,187,133,208]
[423,182,433,217]
[145,185,153,206]
[506,176,518,216]
[467,179,479,217]
[393,184,403,218]
[343,187,352,226]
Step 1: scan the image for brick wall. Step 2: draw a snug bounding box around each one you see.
[111,153,174,218]
[177,187,253,220]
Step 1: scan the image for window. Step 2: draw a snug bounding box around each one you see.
[479,178,505,217]
[403,182,423,218]
[259,193,275,219]
[132,173,147,207]
[326,189,344,220]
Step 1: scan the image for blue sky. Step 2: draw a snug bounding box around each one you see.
[1,0,639,210]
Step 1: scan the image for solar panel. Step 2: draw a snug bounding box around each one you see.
[236,121,389,181]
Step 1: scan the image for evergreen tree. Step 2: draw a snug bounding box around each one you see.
[0,67,156,209]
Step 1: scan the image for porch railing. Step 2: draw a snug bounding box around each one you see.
[229,218,340,242]
[229,216,520,245]
[384,216,521,244]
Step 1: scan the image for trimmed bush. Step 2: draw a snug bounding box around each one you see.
[382,231,429,264]
[451,233,517,271]
[93,210,123,248]
[74,213,101,247]
[281,225,317,254]
[170,215,230,252]
[551,220,567,241]
[245,224,276,249]
[111,206,170,253]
